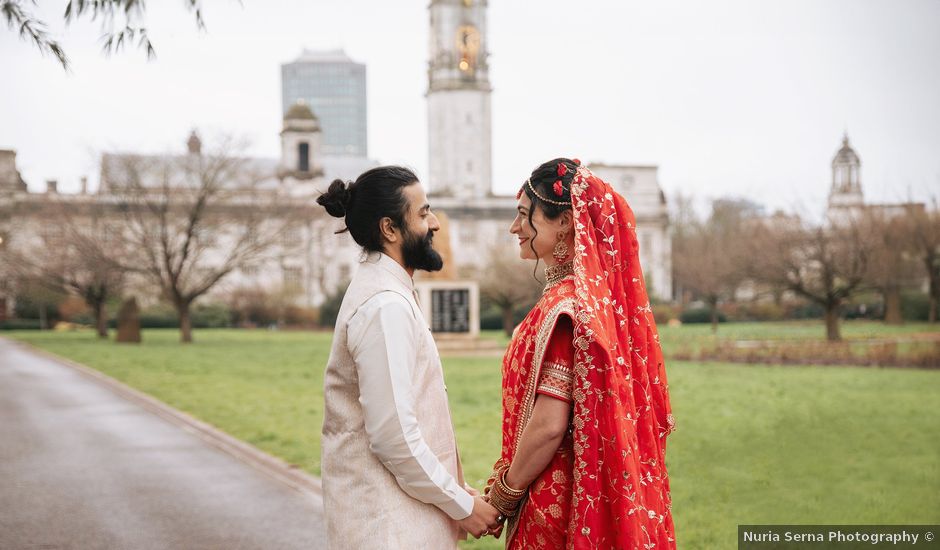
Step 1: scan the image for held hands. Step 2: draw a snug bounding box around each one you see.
[483,499,506,539]
[457,495,503,539]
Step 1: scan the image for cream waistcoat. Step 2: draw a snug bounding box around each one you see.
[321,253,468,549]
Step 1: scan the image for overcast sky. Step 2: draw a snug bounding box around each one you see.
[2,0,938,216]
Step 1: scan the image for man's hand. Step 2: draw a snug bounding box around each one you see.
[457,496,501,538]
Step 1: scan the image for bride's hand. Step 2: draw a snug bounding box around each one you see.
[488,517,505,539]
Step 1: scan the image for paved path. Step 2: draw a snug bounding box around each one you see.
[0,338,325,550]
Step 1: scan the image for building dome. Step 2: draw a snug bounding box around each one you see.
[186,130,201,155]
[828,132,863,210]
[284,100,318,121]
[831,133,860,166]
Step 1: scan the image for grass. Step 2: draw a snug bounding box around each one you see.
[660,320,936,342]
[485,320,939,358]
[655,320,938,357]
[6,322,940,550]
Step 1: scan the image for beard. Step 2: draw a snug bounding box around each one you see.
[401,224,444,272]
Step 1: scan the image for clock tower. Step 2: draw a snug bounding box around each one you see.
[427,0,492,198]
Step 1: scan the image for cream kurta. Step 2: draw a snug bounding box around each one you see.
[321,253,472,549]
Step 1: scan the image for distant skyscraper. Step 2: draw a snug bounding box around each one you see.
[281,49,367,157]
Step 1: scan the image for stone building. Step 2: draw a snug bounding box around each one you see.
[0,0,674,320]
[0,107,373,318]
[826,133,925,225]
[0,150,29,319]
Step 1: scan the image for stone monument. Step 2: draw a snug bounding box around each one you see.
[115,297,141,343]
[415,212,480,340]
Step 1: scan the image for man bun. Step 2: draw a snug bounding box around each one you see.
[319,166,418,253]
[317,179,352,218]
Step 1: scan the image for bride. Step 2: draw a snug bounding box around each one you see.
[483,158,677,549]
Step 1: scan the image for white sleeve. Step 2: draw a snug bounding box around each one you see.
[347,292,474,520]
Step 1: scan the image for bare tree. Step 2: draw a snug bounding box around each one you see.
[111,136,306,343]
[862,208,920,325]
[2,0,209,70]
[8,200,126,337]
[673,198,758,332]
[478,245,542,336]
[667,191,698,306]
[748,216,871,341]
[905,201,940,323]
[10,276,66,329]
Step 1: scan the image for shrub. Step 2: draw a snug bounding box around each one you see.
[680,307,726,324]
[58,296,90,321]
[192,303,232,328]
[139,304,179,328]
[227,287,279,326]
[843,300,882,320]
[284,306,319,327]
[71,312,96,326]
[479,303,531,331]
[733,302,787,322]
[901,292,929,321]
[0,319,44,330]
[319,281,350,328]
[785,301,825,319]
[652,303,681,324]
[13,296,61,324]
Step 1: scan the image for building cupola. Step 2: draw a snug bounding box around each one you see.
[279,100,323,180]
[828,132,864,209]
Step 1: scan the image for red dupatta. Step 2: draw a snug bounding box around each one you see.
[567,165,676,549]
[496,166,677,550]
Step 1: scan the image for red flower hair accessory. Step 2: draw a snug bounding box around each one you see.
[572,158,581,166]
[553,180,564,197]
[556,163,567,177]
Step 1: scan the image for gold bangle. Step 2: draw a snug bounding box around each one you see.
[487,490,520,518]
[485,466,526,517]
[497,469,526,497]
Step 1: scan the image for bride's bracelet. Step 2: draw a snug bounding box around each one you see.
[485,465,526,518]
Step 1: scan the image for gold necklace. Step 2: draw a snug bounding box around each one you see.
[544,260,574,288]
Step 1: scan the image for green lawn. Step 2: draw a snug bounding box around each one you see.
[660,320,936,342]
[485,319,939,357]
[6,323,940,550]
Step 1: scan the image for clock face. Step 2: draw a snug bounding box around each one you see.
[456,25,480,73]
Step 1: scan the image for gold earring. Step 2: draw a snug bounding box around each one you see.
[553,231,570,263]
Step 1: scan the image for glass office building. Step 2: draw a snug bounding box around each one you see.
[281,50,367,157]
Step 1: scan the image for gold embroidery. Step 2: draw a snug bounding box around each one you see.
[512,296,576,456]
[537,361,575,401]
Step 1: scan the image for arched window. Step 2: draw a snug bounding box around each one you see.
[298,142,310,172]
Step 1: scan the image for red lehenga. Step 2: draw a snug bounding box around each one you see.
[495,166,677,550]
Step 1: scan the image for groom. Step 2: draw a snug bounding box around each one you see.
[316,166,501,548]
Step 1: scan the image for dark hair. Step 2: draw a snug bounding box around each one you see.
[317,165,418,253]
[520,158,578,274]
[521,157,578,222]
